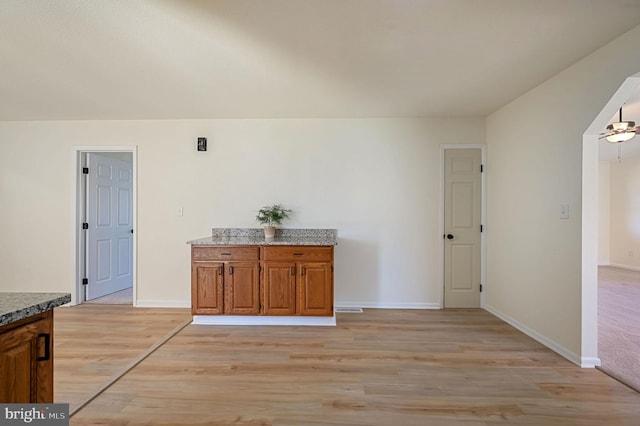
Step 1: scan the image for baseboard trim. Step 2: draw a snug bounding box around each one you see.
[192,315,336,326]
[608,263,640,272]
[334,302,440,309]
[135,299,191,308]
[484,305,586,367]
[581,357,602,368]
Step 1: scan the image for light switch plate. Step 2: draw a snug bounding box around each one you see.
[560,203,569,219]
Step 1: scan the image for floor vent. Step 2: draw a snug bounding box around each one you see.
[335,307,363,313]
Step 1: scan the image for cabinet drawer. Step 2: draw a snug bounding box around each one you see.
[192,246,259,261]
[262,246,333,262]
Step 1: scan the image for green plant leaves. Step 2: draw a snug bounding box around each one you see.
[255,204,291,226]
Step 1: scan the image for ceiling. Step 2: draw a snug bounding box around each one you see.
[2,0,640,122]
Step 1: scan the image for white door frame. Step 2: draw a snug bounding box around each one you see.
[71,146,138,306]
[440,144,487,309]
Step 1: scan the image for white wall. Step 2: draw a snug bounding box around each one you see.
[486,25,640,365]
[609,153,640,270]
[599,160,611,266]
[0,118,485,307]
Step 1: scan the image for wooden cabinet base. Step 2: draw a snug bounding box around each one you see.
[192,245,334,321]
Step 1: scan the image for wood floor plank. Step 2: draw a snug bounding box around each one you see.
[63,308,640,425]
[53,304,192,413]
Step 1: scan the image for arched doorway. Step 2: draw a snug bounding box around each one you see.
[582,72,640,368]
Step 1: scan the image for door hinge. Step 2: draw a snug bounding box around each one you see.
[480,224,483,232]
[82,223,89,230]
[82,278,88,285]
[480,164,484,173]
[82,167,89,174]
[480,284,483,292]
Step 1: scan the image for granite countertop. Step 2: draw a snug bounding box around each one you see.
[188,228,338,246]
[0,292,71,327]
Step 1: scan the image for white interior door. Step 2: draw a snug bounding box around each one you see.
[444,148,482,308]
[86,153,133,300]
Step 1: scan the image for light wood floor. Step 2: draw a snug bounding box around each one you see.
[58,308,640,425]
[84,287,133,304]
[53,304,192,413]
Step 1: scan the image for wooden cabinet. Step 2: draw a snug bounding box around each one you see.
[191,261,224,314]
[224,262,260,314]
[262,246,334,316]
[191,247,260,315]
[297,262,333,316]
[0,310,53,403]
[192,245,334,317]
[262,262,297,315]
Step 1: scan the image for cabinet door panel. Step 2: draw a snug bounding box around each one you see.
[225,262,260,315]
[0,326,35,402]
[298,262,333,316]
[262,262,296,315]
[192,262,224,314]
[0,315,52,403]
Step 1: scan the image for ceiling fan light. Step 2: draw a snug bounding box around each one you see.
[606,131,636,143]
[608,121,635,132]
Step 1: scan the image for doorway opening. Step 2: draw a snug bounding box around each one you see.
[73,146,137,306]
[440,144,487,309]
[582,71,640,368]
[588,76,640,387]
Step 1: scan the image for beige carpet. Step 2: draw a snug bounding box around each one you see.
[598,266,640,392]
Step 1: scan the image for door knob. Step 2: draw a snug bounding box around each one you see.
[446,234,454,240]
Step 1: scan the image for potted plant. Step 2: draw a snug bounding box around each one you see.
[256,204,291,239]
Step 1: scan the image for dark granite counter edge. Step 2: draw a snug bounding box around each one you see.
[0,293,71,327]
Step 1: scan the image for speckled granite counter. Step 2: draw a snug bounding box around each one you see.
[0,292,71,327]
[187,228,338,246]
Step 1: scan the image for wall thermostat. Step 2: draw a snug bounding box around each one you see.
[197,137,207,151]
